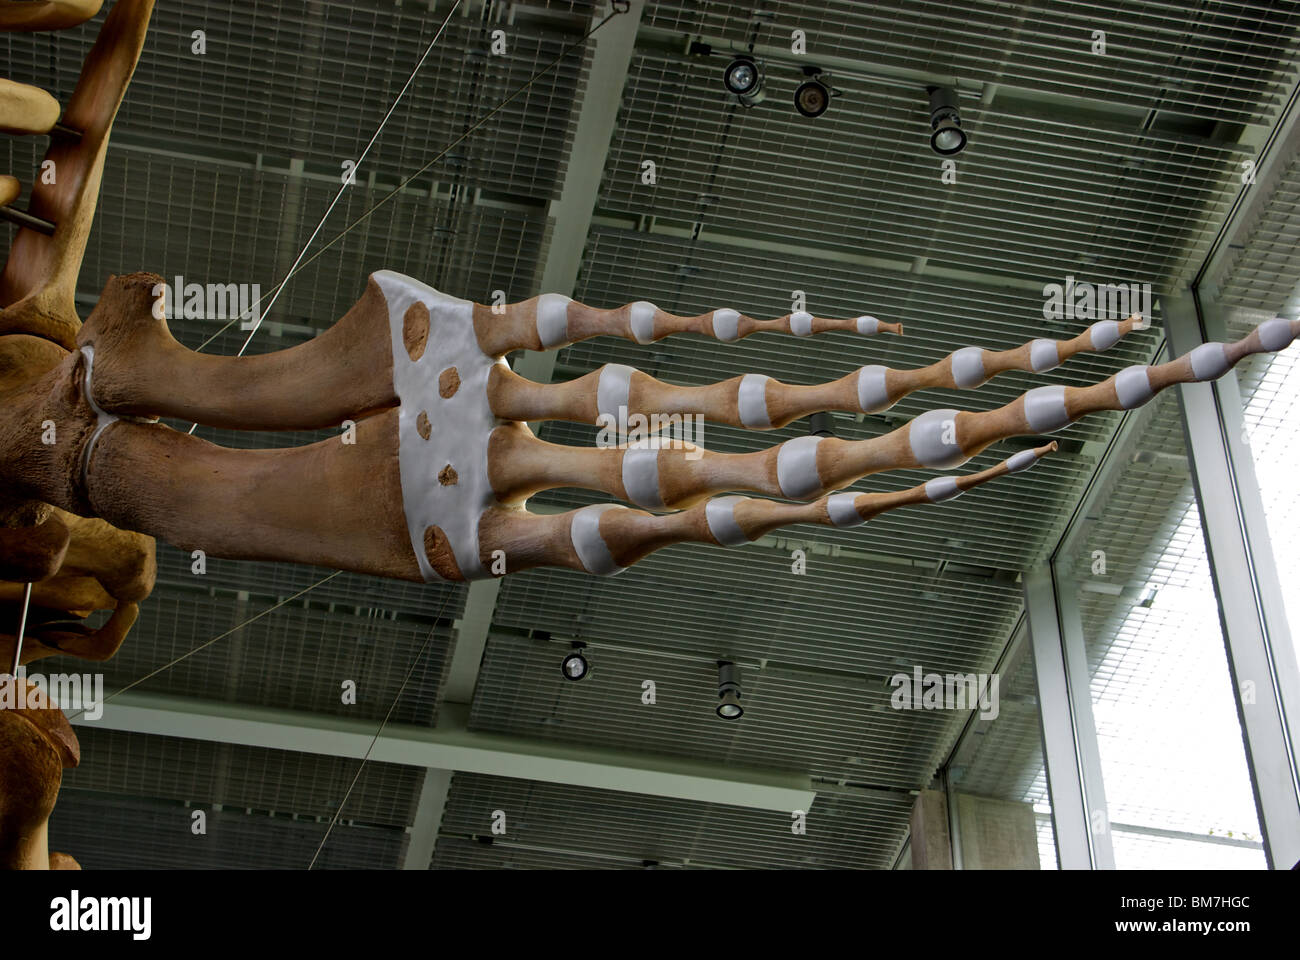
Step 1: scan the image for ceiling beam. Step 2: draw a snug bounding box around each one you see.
[1197,60,1300,297]
[443,577,501,705]
[75,691,816,813]
[516,0,644,384]
[401,768,453,869]
[423,0,648,860]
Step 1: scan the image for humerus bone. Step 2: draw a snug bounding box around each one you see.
[4,270,1294,583]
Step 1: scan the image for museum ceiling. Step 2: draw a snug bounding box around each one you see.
[4,0,1299,869]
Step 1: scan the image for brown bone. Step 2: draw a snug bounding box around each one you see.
[0,0,155,348]
[0,677,80,870]
[0,0,158,679]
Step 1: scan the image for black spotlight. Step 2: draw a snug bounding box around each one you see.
[794,70,831,118]
[561,643,590,682]
[808,412,835,437]
[927,85,967,155]
[723,55,765,106]
[716,661,744,720]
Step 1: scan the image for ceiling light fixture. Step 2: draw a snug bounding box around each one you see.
[561,643,590,682]
[927,85,967,155]
[808,411,835,437]
[716,661,744,719]
[794,69,832,118]
[723,55,766,107]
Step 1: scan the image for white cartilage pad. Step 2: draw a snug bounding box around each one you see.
[856,315,881,335]
[712,308,741,342]
[1023,385,1070,433]
[706,496,750,546]
[1088,320,1120,352]
[950,347,985,388]
[857,365,889,413]
[621,445,664,509]
[826,492,863,527]
[536,293,571,348]
[79,344,120,482]
[1029,339,1061,372]
[1114,365,1153,409]
[737,374,772,428]
[1188,342,1229,381]
[1005,449,1037,473]
[1258,317,1296,352]
[629,301,657,344]
[378,270,504,582]
[776,436,824,499]
[570,503,626,576]
[924,476,963,502]
[908,408,966,469]
[596,364,633,422]
[790,311,813,336]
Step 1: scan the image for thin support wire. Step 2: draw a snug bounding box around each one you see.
[308,588,458,870]
[64,570,343,722]
[191,4,627,358]
[8,582,32,677]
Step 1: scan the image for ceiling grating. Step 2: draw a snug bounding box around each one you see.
[1,0,1296,868]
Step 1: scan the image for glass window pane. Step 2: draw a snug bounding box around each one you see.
[1225,305,1299,653]
[1058,388,1265,869]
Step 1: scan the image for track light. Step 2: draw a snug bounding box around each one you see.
[808,412,835,437]
[561,643,590,681]
[716,661,744,720]
[927,85,967,155]
[794,69,831,118]
[723,55,765,107]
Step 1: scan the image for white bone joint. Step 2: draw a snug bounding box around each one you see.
[570,503,626,576]
[79,344,120,483]
[1258,317,1296,352]
[712,308,741,342]
[706,496,751,546]
[1188,342,1229,381]
[621,445,664,510]
[1023,384,1071,434]
[1005,448,1038,473]
[826,492,863,528]
[924,476,963,503]
[1029,338,1061,373]
[776,436,825,499]
[908,407,966,469]
[737,374,772,428]
[628,301,657,344]
[535,293,571,349]
[857,365,890,413]
[1114,365,1153,410]
[950,347,986,388]
[1088,320,1120,352]
[596,363,634,423]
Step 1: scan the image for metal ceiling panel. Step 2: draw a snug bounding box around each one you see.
[646,0,1300,126]
[3,0,1297,869]
[433,772,912,869]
